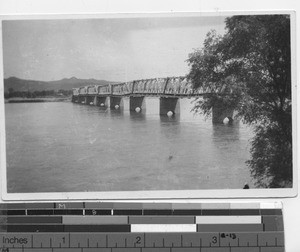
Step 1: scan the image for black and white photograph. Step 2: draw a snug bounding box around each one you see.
[1,13,295,197]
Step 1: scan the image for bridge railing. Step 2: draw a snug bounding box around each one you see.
[180,78,194,95]
[192,83,226,95]
[144,78,166,94]
[165,77,178,95]
[133,80,146,94]
[98,84,111,95]
[79,87,87,95]
[163,77,194,96]
[73,76,217,97]
[87,85,98,95]
[111,82,133,95]
[72,88,80,96]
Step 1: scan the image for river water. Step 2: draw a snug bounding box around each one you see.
[5,98,254,193]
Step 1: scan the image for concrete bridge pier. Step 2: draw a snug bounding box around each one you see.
[110,96,123,110]
[130,96,145,113]
[93,96,98,106]
[212,103,234,124]
[159,97,180,116]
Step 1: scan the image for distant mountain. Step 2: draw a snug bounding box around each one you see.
[4,77,117,92]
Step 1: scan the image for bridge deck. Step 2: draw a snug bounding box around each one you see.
[72,77,225,97]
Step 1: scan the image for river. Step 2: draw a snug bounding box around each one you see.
[5,98,254,193]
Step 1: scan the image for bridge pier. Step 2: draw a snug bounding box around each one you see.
[212,103,234,124]
[110,96,123,110]
[93,96,98,106]
[130,96,145,112]
[159,97,180,115]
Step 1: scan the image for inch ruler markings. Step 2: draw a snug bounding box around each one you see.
[0,202,285,252]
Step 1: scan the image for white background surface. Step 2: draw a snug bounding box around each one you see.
[0,0,299,251]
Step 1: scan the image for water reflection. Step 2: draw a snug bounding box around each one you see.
[159,114,181,138]
[98,106,109,112]
[159,114,180,123]
[109,109,124,118]
[212,122,240,143]
[129,111,146,121]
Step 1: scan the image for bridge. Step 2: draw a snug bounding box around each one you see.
[71,76,234,123]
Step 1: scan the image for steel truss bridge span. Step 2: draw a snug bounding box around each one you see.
[71,76,234,124]
[72,76,228,97]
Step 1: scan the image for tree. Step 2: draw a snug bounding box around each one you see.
[8,88,14,98]
[187,15,292,188]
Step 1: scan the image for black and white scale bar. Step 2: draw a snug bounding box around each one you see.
[0,208,282,216]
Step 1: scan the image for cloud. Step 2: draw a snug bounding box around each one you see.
[2,16,226,81]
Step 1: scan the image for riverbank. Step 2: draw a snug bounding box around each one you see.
[5,97,71,103]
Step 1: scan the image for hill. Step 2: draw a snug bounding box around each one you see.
[4,77,116,92]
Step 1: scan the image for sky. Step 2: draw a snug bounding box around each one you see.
[2,15,227,82]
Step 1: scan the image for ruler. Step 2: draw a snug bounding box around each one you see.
[0,202,285,252]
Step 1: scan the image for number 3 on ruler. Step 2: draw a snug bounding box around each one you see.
[212,236,218,244]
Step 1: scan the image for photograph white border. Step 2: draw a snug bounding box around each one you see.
[0,11,297,201]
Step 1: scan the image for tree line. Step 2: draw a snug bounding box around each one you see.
[4,88,72,99]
